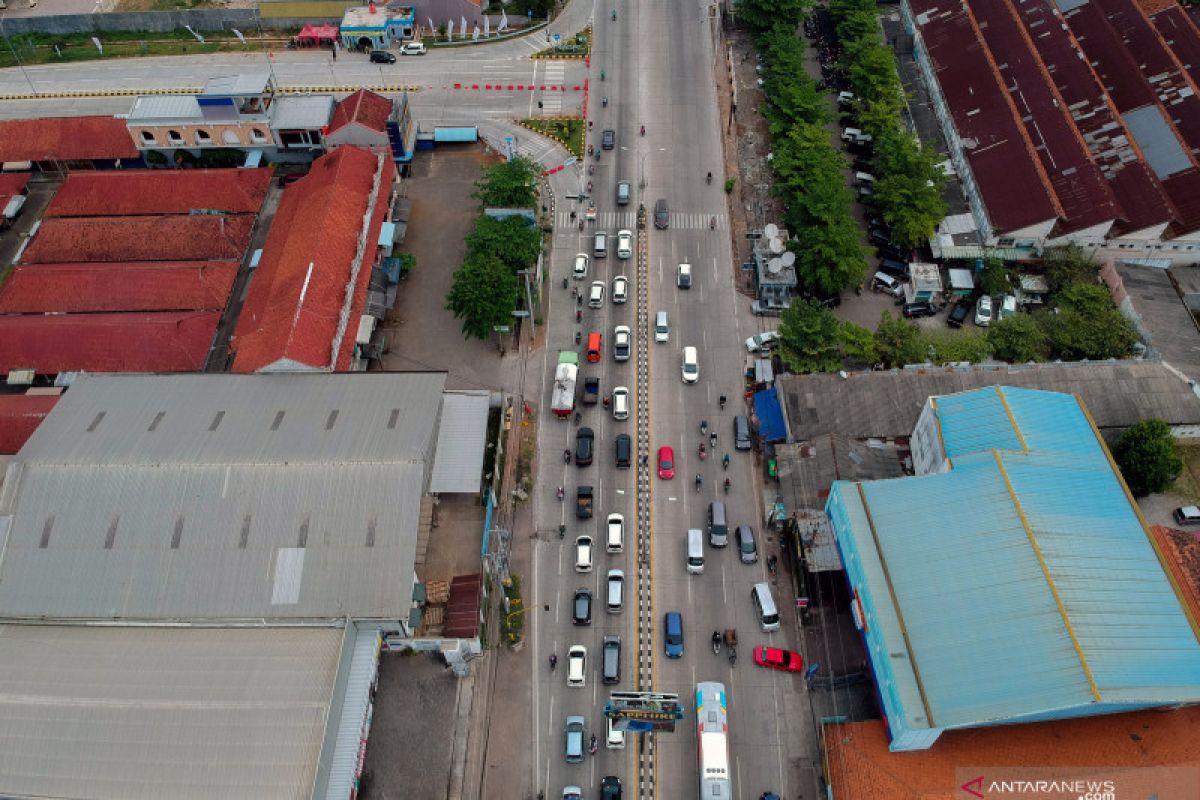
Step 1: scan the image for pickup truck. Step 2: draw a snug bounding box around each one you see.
[582,376,600,405]
[576,486,594,520]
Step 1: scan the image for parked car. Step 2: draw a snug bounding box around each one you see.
[575,426,594,465]
[572,587,592,625]
[751,299,791,316]
[657,446,675,479]
[998,294,1018,321]
[1173,506,1200,525]
[663,611,684,658]
[369,50,396,64]
[612,275,628,303]
[601,128,616,150]
[902,301,936,319]
[868,227,892,247]
[654,198,669,229]
[878,258,910,279]
[947,299,972,328]
[399,41,427,55]
[752,645,804,673]
[745,331,779,354]
[564,716,586,763]
[975,295,993,327]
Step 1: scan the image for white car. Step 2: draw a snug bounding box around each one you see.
[611,386,629,420]
[606,716,626,749]
[606,513,624,553]
[588,280,606,308]
[575,535,593,573]
[613,325,631,361]
[677,263,692,289]
[745,331,779,354]
[566,645,587,687]
[399,41,427,55]
[975,295,993,327]
[612,275,628,303]
[681,346,699,384]
[573,253,590,280]
[616,229,633,259]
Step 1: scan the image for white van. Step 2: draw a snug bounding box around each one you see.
[654,311,669,343]
[686,529,705,575]
[606,513,624,553]
[873,271,904,298]
[611,386,629,420]
[605,715,625,748]
[681,346,699,384]
[606,569,624,613]
[751,582,781,632]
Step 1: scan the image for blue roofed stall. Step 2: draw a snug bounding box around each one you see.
[753,387,787,443]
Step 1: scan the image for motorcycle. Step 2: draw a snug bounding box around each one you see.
[556,486,564,501]
[564,449,571,464]
[694,474,703,492]
[586,180,593,193]
[575,330,582,344]
[719,394,727,410]
[587,144,594,156]
[699,419,708,436]
[723,478,730,494]
[699,442,707,460]
[588,164,595,175]
[589,734,598,755]
[767,555,778,577]
[549,653,558,671]
[576,309,582,322]
[710,431,717,448]
[558,524,566,539]
[611,8,616,20]
[722,453,730,470]
[706,172,712,184]
[711,631,722,655]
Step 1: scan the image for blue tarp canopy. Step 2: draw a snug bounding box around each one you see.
[433,126,479,143]
[754,387,787,443]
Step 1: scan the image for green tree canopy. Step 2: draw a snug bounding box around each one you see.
[739,0,809,33]
[446,253,519,340]
[925,329,991,365]
[873,310,924,367]
[1035,283,1136,360]
[1112,418,1182,497]
[869,130,947,248]
[1041,244,1099,294]
[986,315,1046,363]
[472,156,540,208]
[791,218,868,295]
[465,214,542,273]
[778,299,844,373]
[837,320,877,367]
[978,257,1010,297]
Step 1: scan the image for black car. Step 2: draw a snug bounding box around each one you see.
[868,227,892,248]
[601,129,615,150]
[654,198,670,229]
[947,300,973,328]
[902,301,937,319]
[878,258,910,279]
[575,427,594,466]
[369,50,396,64]
[876,244,909,262]
[573,587,592,625]
[601,776,622,800]
[614,433,631,469]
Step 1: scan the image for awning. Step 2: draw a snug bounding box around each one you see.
[297,24,338,44]
[433,126,479,143]
[754,387,787,443]
[430,391,490,493]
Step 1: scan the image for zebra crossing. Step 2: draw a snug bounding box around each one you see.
[540,63,566,114]
[556,211,726,230]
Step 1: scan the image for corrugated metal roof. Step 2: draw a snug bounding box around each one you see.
[0,624,344,800]
[0,372,447,621]
[430,391,489,493]
[271,94,336,130]
[128,94,204,122]
[323,625,380,799]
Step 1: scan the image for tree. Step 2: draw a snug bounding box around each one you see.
[1112,418,1182,497]
[837,320,877,366]
[472,156,540,208]
[873,310,924,367]
[778,299,843,373]
[925,330,991,364]
[1041,244,1099,294]
[869,130,947,248]
[465,214,542,273]
[987,315,1046,363]
[1037,283,1137,360]
[738,0,809,33]
[446,253,519,339]
[978,257,1009,297]
[791,219,868,295]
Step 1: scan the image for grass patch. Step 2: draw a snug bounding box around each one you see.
[0,30,300,69]
[530,26,591,59]
[498,575,524,646]
[1172,444,1200,504]
[521,117,584,159]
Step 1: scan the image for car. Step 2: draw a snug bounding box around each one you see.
[611,386,629,420]
[681,346,699,384]
[572,587,592,625]
[677,262,692,288]
[612,275,628,303]
[663,611,684,658]
[613,325,631,361]
[399,41,427,55]
[745,331,779,354]
[567,644,587,687]
[752,645,804,673]
[588,280,605,308]
[575,536,593,572]
[751,298,791,316]
[868,227,892,247]
[657,446,675,479]
[975,295,993,327]
[605,716,625,749]
[606,569,624,611]
[565,715,586,763]
[616,229,633,259]
[573,252,590,280]
[947,299,972,328]
[575,427,594,466]
[735,524,758,564]
[1174,506,1200,525]
[614,433,631,468]
[902,301,936,319]
[601,776,622,800]
[654,198,669,229]
[601,129,615,150]
[369,50,396,64]
[616,181,631,205]
[606,513,624,553]
[563,787,583,800]
[878,258,910,279]
[998,294,1018,321]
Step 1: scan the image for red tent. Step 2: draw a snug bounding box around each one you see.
[297,24,338,46]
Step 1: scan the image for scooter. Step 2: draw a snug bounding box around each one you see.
[710,431,717,448]
[722,453,730,470]
[699,442,707,461]
[557,486,565,501]
[723,478,730,494]
[767,555,778,576]
[711,632,722,655]
[564,449,571,464]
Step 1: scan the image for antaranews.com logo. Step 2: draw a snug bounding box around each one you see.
[955,767,1200,800]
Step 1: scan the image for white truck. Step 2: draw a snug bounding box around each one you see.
[551,351,579,418]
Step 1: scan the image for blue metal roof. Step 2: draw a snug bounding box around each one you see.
[830,386,1200,745]
[754,387,786,443]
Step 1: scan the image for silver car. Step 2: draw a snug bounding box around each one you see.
[565,715,586,763]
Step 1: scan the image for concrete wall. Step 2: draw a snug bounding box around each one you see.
[0,10,261,36]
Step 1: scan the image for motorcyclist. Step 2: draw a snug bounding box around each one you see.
[722,453,730,469]
[712,631,722,650]
[706,171,713,184]
[557,486,565,501]
[640,124,645,136]
[600,69,606,80]
[694,473,703,490]
[549,653,558,671]
[719,394,727,409]
[611,8,616,20]
[699,442,706,457]
[724,477,731,493]
[710,431,717,448]
[564,449,571,463]
[602,96,608,107]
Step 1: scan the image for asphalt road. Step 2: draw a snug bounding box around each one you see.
[533,1,817,799]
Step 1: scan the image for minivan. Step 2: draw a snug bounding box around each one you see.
[616,181,631,205]
[734,415,751,451]
[594,230,608,258]
[735,525,758,564]
[654,311,669,343]
[751,582,781,632]
[873,272,904,298]
[588,280,605,308]
[369,50,396,64]
[606,569,624,613]
[586,331,602,363]
[602,635,621,686]
[606,513,624,553]
[686,528,705,575]
[663,611,684,658]
[565,715,586,763]
[611,386,629,420]
[707,501,728,547]
[614,433,631,468]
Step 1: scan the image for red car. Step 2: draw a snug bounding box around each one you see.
[657,446,675,480]
[753,645,803,673]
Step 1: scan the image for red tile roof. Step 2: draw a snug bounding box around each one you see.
[0,261,238,313]
[0,312,219,374]
[231,146,394,373]
[46,169,272,217]
[911,0,1060,234]
[0,116,138,163]
[328,89,393,136]
[21,215,255,263]
[0,394,59,454]
[825,708,1200,800]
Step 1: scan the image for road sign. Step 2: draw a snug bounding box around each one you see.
[604,692,684,732]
